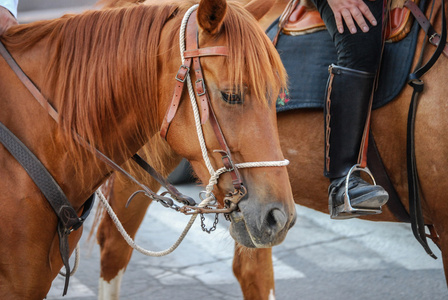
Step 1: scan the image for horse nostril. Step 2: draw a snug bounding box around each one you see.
[266,208,287,230]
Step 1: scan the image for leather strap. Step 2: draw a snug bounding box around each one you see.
[131,154,196,205]
[160,61,192,138]
[0,121,95,295]
[186,14,210,125]
[367,133,411,223]
[187,12,243,189]
[184,46,228,58]
[271,0,299,46]
[405,0,448,57]
[0,42,59,121]
[405,0,445,259]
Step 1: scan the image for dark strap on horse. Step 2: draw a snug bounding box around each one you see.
[405,0,445,259]
[0,42,59,120]
[405,0,448,58]
[367,133,411,223]
[0,121,95,295]
[131,154,196,205]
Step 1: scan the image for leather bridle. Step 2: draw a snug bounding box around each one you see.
[160,9,245,195]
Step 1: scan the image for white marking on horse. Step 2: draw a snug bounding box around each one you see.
[98,269,124,300]
[269,289,276,300]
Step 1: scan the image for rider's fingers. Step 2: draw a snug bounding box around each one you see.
[340,8,357,34]
[334,12,345,33]
[358,1,378,26]
[350,7,369,32]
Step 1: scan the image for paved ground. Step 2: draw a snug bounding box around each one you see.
[46,184,448,300]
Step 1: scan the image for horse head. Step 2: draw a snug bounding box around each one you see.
[159,0,296,248]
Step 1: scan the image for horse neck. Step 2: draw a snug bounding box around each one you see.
[0,9,181,209]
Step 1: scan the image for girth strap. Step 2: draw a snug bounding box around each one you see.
[0,121,95,295]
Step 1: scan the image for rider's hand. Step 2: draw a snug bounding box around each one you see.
[327,0,377,34]
[0,6,18,35]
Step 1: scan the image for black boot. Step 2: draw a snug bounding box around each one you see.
[324,64,388,219]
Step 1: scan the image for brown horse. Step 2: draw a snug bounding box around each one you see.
[0,0,297,297]
[94,0,448,299]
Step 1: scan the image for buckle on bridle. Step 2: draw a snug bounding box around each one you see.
[221,154,235,172]
[195,78,206,96]
[175,65,190,82]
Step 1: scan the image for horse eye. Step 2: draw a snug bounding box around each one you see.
[221,91,244,105]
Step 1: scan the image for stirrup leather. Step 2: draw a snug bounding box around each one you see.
[329,164,383,219]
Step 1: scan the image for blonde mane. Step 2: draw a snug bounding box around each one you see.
[0,0,286,174]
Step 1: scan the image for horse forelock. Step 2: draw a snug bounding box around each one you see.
[223,2,287,106]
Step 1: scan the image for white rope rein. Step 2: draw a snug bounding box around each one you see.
[96,190,198,257]
[92,5,290,258]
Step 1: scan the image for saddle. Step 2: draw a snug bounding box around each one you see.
[279,0,418,42]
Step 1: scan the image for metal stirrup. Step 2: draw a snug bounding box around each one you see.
[330,164,383,219]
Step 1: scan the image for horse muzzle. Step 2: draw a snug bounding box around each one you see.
[228,195,297,248]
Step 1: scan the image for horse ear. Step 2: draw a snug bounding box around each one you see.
[244,0,276,21]
[197,0,227,35]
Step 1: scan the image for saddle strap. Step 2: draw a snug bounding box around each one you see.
[0,121,95,295]
[405,0,446,259]
[367,133,411,223]
[405,0,448,57]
